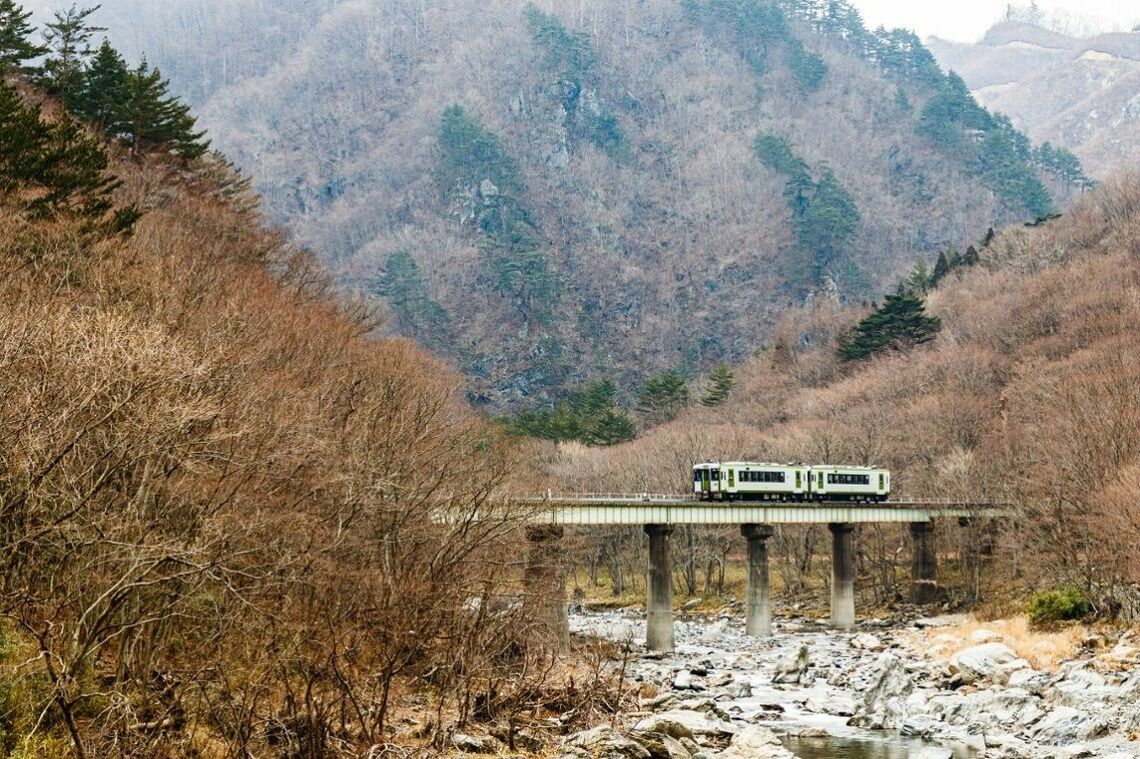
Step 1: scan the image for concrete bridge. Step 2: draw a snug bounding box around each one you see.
[517,493,1009,652]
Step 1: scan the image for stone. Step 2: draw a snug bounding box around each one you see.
[951,643,1020,684]
[682,599,703,612]
[969,628,1004,644]
[772,644,812,684]
[568,726,652,759]
[635,710,735,738]
[489,725,544,751]
[673,671,706,691]
[1030,706,1112,745]
[452,733,500,753]
[716,725,796,759]
[851,632,885,651]
[849,652,915,729]
[634,732,693,759]
[631,716,695,742]
[805,693,857,716]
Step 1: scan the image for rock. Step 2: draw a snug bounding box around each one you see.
[969,628,1004,644]
[772,644,811,684]
[635,710,735,738]
[452,733,500,753]
[673,671,706,691]
[717,725,796,759]
[568,726,652,759]
[489,725,544,751]
[634,732,693,759]
[805,693,857,716]
[850,652,915,729]
[914,614,968,628]
[1029,706,1112,745]
[631,716,695,741]
[682,599,703,612]
[851,632,885,651]
[951,643,1020,684]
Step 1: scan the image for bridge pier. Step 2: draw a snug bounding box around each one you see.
[741,524,775,636]
[829,523,856,630]
[910,521,938,604]
[644,524,675,652]
[524,525,569,652]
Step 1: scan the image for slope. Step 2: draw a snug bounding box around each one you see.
[929,20,1140,180]
[25,0,1081,411]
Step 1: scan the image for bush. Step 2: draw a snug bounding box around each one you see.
[1027,587,1092,627]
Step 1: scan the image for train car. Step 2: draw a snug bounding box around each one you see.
[694,461,810,501]
[809,465,890,502]
[693,462,721,499]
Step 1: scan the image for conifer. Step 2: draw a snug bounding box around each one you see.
[0,0,46,73]
[41,4,104,109]
[700,363,735,407]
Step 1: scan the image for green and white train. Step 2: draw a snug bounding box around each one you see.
[692,461,890,502]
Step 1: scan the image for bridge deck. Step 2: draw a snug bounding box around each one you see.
[515,494,1009,525]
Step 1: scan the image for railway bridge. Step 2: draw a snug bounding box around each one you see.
[514,493,1010,652]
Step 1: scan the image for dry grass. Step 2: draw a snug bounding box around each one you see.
[913,614,1091,670]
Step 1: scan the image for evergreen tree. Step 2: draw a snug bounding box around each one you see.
[372,250,451,349]
[837,293,941,360]
[74,38,129,137]
[930,249,951,286]
[0,80,136,233]
[40,4,104,109]
[700,362,734,407]
[584,408,637,446]
[903,255,931,295]
[636,370,690,426]
[0,0,46,74]
[123,57,209,159]
[962,244,980,266]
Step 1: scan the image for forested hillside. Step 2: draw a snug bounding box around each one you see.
[929,7,1140,180]
[22,0,1083,411]
[533,172,1140,616]
[0,58,569,755]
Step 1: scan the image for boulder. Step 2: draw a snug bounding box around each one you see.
[452,733,500,753]
[851,632,885,651]
[568,726,652,759]
[950,643,1020,684]
[969,629,1004,644]
[682,599,704,612]
[772,644,812,684]
[716,725,796,759]
[1029,706,1112,745]
[631,716,695,741]
[673,671,706,691]
[805,693,857,716]
[634,732,692,759]
[635,710,735,738]
[849,652,915,729]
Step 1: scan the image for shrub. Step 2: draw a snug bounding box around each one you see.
[1027,587,1092,627]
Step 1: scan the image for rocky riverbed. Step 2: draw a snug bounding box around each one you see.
[550,611,1140,759]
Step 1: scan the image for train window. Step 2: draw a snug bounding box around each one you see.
[827,473,871,485]
[694,470,702,482]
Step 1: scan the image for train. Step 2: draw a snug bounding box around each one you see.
[693,461,890,502]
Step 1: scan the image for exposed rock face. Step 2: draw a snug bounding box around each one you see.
[771,644,811,684]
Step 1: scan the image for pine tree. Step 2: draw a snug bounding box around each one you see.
[636,370,690,426]
[75,38,129,137]
[700,363,734,407]
[123,58,208,159]
[585,408,636,446]
[962,244,980,266]
[903,256,931,295]
[0,0,46,74]
[930,250,951,287]
[836,293,941,360]
[0,80,136,233]
[41,4,104,109]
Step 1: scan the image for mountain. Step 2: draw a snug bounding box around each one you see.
[25,0,1082,410]
[929,20,1140,180]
